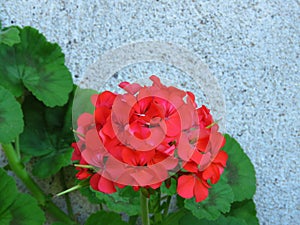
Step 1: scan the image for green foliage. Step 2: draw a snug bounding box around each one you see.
[222,134,256,201]
[0,168,45,225]
[0,86,24,144]
[79,186,104,204]
[94,186,141,216]
[180,213,247,225]
[0,26,20,46]
[0,26,73,107]
[85,211,127,225]
[161,178,177,196]
[226,200,259,225]
[157,209,187,225]
[20,95,74,178]
[184,177,234,221]
[32,148,73,178]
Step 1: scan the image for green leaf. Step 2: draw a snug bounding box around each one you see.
[161,178,177,196]
[222,134,256,201]
[19,96,55,157]
[20,95,74,178]
[94,186,140,216]
[0,85,24,144]
[158,209,187,225]
[32,148,73,178]
[80,186,104,204]
[0,26,73,106]
[0,168,45,225]
[9,193,45,225]
[0,168,18,215]
[184,177,234,221]
[85,211,127,225]
[0,27,20,46]
[179,212,247,225]
[0,211,13,225]
[226,200,259,225]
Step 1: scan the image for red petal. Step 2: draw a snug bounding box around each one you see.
[90,173,101,191]
[202,164,220,184]
[122,147,155,166]
[165,113,181,137]
[76,169,91,180]
[130,168,155,187]
[98,176,116,194]
[77,113,93,127]
[213,150,228,167]
[150,75,163,88]
[102,117,116,139]
[95,91,117,108]
[177,175,195,199]
[177,134,194,161]
[94,106,110,127]
[183,161,198,173]
[71,142,82,161]
[194,178,209,202]
[119,82,142,95]
[149,181,162,189]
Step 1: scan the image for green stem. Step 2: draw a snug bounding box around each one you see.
[140,190,150,225]
[55,184,83,197]
[1,143,76,225]
[14,136,20,160]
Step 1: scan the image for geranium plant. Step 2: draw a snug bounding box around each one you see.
[0,24,258,225]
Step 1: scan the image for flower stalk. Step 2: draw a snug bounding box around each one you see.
[140,190,150,225]
[1,143,76,225]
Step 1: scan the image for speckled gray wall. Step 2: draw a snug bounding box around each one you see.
[0,1,299,225]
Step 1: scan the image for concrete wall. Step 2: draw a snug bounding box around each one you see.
[1,1,299,224]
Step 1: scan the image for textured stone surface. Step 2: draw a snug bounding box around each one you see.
[0,0,299,224]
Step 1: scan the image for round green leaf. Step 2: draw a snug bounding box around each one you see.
[179,213,247,225]
[94,186,140,216]
[32,148,73,178]
[0,168,45,225]
[184,177,234,221]
[0,26,73,106]
[222,134,256,201]
[0,27,20,46]
[161,179,177,196]
[19,95,55,157]
[227,200,259,225]
[9,193,45,225]
[85,211,127,225]
[0,168,18,216]
[0,86,24,144]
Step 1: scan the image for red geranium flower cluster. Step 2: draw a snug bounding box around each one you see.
[71,75,227,202]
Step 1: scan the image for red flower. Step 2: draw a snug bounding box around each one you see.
[177,173,210,202]
[202,150,228,184]
[90,173,116,194]
[71,75,228,202]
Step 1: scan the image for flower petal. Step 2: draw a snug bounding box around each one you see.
[194,177,209,202]
[90,173,101,191]
[98,176,116,194]
[177,175,195,199]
